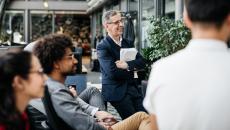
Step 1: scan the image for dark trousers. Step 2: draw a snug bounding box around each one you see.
[110,85,146,119]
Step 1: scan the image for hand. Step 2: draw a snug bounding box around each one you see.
[69,86,77,96]
[98,121,114,130]
[107,127,113,130]
[95,111,114,121]
[115,60,128,69]
[102,117,118,126]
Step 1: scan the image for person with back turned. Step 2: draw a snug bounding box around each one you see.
[144,0,230,129]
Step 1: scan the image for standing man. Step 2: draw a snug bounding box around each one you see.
[144,0,230,129]
[97,10,146,119]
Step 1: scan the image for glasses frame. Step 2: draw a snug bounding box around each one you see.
[30,68,44,76]
[63,53,75,60]
[107,18,126,25]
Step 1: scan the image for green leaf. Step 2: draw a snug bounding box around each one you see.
[141,17,192,79]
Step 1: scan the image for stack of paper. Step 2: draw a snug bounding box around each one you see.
[120,48,137,61]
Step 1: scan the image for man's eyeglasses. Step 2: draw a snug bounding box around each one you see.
[64,53,75,60]
[30,68,44,76]
[107,18,125,25]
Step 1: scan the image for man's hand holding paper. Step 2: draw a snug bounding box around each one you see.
[115,48,137,70]
[115,60,128,69]
[120,48,138,61]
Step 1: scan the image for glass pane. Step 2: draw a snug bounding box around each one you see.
[54,13,90,55]
[95,11,103,48]
[0,10,24,46]
[31,12,52,41]
[129,0,138,11]
[165,0,175,19]
[141,0,154,48]
[29,0,86,1]
[29,0,57,1]
[128,0,138,48]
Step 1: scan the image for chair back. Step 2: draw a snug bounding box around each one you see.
[42,86,75,130]
[26,105,50,130]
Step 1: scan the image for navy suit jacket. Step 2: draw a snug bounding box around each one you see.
[97,36,145,101]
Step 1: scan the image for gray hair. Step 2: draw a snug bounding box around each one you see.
[102,10,121,24]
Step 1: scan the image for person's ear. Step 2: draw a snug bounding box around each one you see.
[12,75,25,91]
[226,14,230,40]
[54,61,60,70]
[103,22,108,30]
[183,9,192,29]
[226,14,230,29]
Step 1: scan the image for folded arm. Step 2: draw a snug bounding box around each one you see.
[97,44,133,80]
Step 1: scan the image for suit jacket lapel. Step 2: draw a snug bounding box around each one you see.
[106,36,121,49]
[105,36,120,60]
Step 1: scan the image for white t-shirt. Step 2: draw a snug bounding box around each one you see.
[144,39,230,130]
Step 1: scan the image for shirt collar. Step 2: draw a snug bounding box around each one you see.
[186,38,228,51]
[108,33,122,46]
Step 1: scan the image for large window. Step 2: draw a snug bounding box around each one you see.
[54,12,91,55]
[165,0,175,19]
[141,0,154,48]
[0,10,24,45]
[128,0,138,48]
[30,11,90,55]
[28,0,86,1]
[30,11,52,41]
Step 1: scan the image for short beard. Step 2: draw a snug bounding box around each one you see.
[62,70,76,77]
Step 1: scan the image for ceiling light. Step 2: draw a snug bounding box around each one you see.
[43,0,49,8]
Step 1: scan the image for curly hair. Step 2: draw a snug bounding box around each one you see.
[34,34,73,74]
[0,51,32,129]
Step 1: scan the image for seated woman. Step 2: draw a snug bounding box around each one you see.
[0,51,46,130]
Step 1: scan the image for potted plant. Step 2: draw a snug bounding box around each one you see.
[140,17,191,95]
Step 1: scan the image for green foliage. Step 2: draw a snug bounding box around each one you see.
[142,17,191,78]
[0,33,9,44]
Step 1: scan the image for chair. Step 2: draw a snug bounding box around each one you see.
[26,105,50,130]
[42,86,75,130]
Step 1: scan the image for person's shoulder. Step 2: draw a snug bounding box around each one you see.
[46,78,65,92]
[0,124,6,130]
[97,39,106,45]
[122,38,134,47]
[227,48,230,53]
[153,49,186,68]
[221,48,230,61]
[97,37,110,50]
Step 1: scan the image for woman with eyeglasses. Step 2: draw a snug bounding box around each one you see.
[0,51,46,130]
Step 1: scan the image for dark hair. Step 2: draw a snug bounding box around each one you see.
[185,0,230,28]
[0,51,32,129]
[34,34,73,74]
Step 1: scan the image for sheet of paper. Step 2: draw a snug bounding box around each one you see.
[120,48,137,61]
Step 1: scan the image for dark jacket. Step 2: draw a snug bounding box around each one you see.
[46,78,105,130]
[97,36,145,101]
